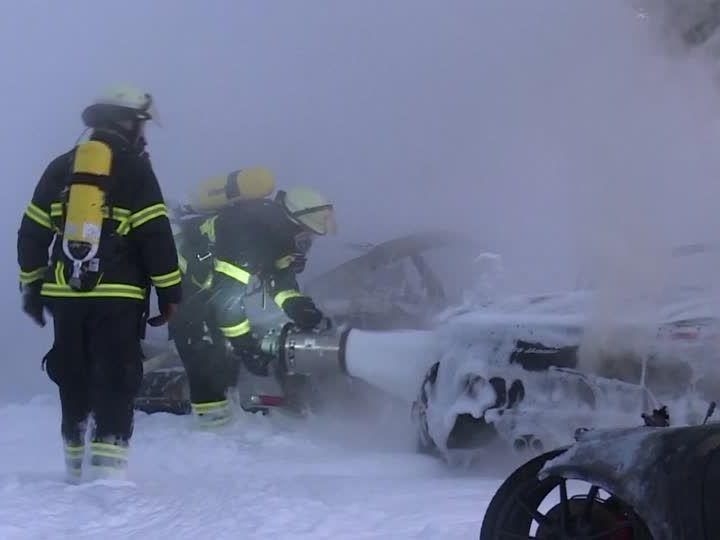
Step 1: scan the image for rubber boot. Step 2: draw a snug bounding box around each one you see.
[88,438,130,481]
[190,399,233,429]
[62,419,88,484]
[63,442,84,484]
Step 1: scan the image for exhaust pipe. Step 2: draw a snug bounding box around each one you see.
[512,434,544,453]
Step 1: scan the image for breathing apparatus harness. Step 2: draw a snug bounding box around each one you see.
[56,128,147,293]
[58,142,114,291]
[173,193,317,307]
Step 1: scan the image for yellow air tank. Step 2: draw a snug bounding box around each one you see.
[61,140,113,290]
[188,168,275,213]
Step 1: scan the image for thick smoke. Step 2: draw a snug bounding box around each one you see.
[3,1,720,401]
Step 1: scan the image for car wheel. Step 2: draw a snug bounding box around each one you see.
[480,449,654,539]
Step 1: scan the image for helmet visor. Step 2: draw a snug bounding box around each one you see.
[140,93,162,127]
[296,206,336,235]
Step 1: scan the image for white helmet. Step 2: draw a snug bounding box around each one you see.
[279,187,336,235]
[82,83,159,127]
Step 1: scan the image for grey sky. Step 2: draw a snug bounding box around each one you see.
[3,1,720,401]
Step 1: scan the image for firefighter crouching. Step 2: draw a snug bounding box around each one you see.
[170,178,336,429]
[16,84,182,482]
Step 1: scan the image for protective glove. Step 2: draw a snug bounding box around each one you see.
[147,301,179,327]
[291,255,307,274]
[229,333,273,377]
[21,283,46,328]
[236,348,273,377]
[283,296,324,331]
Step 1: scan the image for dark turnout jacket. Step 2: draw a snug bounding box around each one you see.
[176,198,322,344]
[17,130,182,308]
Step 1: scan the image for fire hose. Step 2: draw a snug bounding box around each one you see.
[260,322,437,402]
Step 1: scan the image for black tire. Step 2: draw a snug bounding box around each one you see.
[479,448,654,539]
[480,449,566,539]
[412,362,441,456]
[411,399,441,457]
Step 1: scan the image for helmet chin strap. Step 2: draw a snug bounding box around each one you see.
[73,127,91,146]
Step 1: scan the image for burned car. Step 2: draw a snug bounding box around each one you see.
[137,229,720,477]
[478,405,720,540]
[411,244,720,463]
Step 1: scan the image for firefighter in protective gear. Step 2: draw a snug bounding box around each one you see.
[169,185,336,429]
[16,84,182,482]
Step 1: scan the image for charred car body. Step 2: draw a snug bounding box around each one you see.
[411,284,720,463]
[479,404,720,540]
[411,242,720,462]
[137,231,720,474]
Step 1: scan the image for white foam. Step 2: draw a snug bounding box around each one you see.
[344,329,437,402]
[0,394,497,540]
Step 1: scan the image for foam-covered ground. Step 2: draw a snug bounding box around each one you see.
[0,393,500,540]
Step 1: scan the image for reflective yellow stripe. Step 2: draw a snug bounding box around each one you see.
[117,219,131,235]
[275,255,295,270]
[199,216,217,243]
[64,444,84,456]
[219,319,251,338]
[51,203,132,234]
[19,267,46,285]
[111,208,131,234]
[41,283,145,300]
[274,289,304,308]
[213,259,250,284]
[180,250,213,289]
[129,203,168,230]
[151,269,182,288]
[89,442,129,468]
[51,202,130,219]
[198,415,232,428]
[191,273,214,290]
[191,400,230,413]
[191,400,232,428]
[178,254,188,274]
[54,261,67,286]
[24,203,52,229]
[90,442,128,460]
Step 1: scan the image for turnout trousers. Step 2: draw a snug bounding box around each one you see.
[168,280,244,428]
[43,298,145,479]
